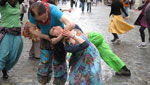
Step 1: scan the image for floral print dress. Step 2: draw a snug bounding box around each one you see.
[66,30,102,85]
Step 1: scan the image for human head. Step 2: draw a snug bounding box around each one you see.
[30,2,48,23]
[49,26,63,37]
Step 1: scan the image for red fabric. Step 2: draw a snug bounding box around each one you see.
[141,0,149,15]
[42,0,48,2]
[37,1,51,25]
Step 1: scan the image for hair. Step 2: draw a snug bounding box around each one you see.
[112,0,121,3]
[53,41,67,63]
[0,0,7,6]
[48,33,66,63]
[30,2,47,17]
[0,0,24,7]
[47,0,56,5]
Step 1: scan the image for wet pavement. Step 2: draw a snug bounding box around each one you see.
[0,1,150,85]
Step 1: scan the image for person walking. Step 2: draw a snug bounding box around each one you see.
[80,0,85,13]
[0,0,24,79]
[87,0,92,13]
[122,0,129,18]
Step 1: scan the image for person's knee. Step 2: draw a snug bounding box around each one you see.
[139,27,145,32]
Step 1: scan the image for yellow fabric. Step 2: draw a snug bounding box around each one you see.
[109,15,134,34]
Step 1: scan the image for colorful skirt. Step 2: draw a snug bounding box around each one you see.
[109,15,134,34]
[22,21,40,42]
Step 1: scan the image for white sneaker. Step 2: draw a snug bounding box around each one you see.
[137,43,147,48]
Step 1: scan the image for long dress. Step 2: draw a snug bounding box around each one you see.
[65,30,102,85]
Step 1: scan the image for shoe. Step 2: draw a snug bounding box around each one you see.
[111,38,117,42]
[137,43,147,48]
[111,38,120,43]
[115,69,131,76]
[2,70,9,79]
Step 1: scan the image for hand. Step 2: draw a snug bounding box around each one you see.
[135,8,138,12]
[68,8,72,13]
[126,16,129,20]
[62,29,73,38]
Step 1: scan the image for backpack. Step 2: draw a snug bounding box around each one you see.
[124,0,129,4]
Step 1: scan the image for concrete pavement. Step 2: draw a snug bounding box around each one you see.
[0,1,150,85]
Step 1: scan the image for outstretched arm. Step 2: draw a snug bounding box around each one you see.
[29,22,51,41]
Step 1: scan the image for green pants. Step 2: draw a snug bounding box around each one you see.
[88,32,125,72]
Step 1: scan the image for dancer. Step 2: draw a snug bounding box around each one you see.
[49,26,102,85]
[0,0,24,79]
[29,1,74,85]
[51,25,131,76]
[135,0,150,48]
[109,0,134,43]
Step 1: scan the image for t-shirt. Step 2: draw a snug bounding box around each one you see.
[29,4,64,35]
[0,2,21,28]
[109,1,128,16]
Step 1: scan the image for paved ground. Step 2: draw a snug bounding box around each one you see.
[0,1,150,85]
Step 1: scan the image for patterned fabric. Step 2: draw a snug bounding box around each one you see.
[109,14,134,34]
[0,26,21,42]
[22,21,40,42]
[68,30,102,85]
[37,49,67,84]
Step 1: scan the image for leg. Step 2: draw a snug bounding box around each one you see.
[89,2,91,12]
[139,26,146,42]
[137,26,147,48]
[0,34,11,79]
[4,35,23,70]
[111,33,119,42]
[29,40,34,57]
[87,3,89,12]
[37,49,53,84]
[88,32,130,76]
[81,2,85,13]
[145,16,150,43]
[122,7,128,18]
[4,34,23,79]
[53,61,67,85]
[33,41,41,59]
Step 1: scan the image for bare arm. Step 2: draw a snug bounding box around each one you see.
[60,15,75,31]
[29,22,51,41]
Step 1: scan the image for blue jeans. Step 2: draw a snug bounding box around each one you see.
[122,7,128,18]
[87,2,91,12]
[81,2,85,12]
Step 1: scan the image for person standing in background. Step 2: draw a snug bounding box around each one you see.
[122,0,129,18]
[87,0,92,13]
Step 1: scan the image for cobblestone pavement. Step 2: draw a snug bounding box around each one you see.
[0,1,150,85]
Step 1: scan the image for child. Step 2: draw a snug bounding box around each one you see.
[22,21,41,59]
